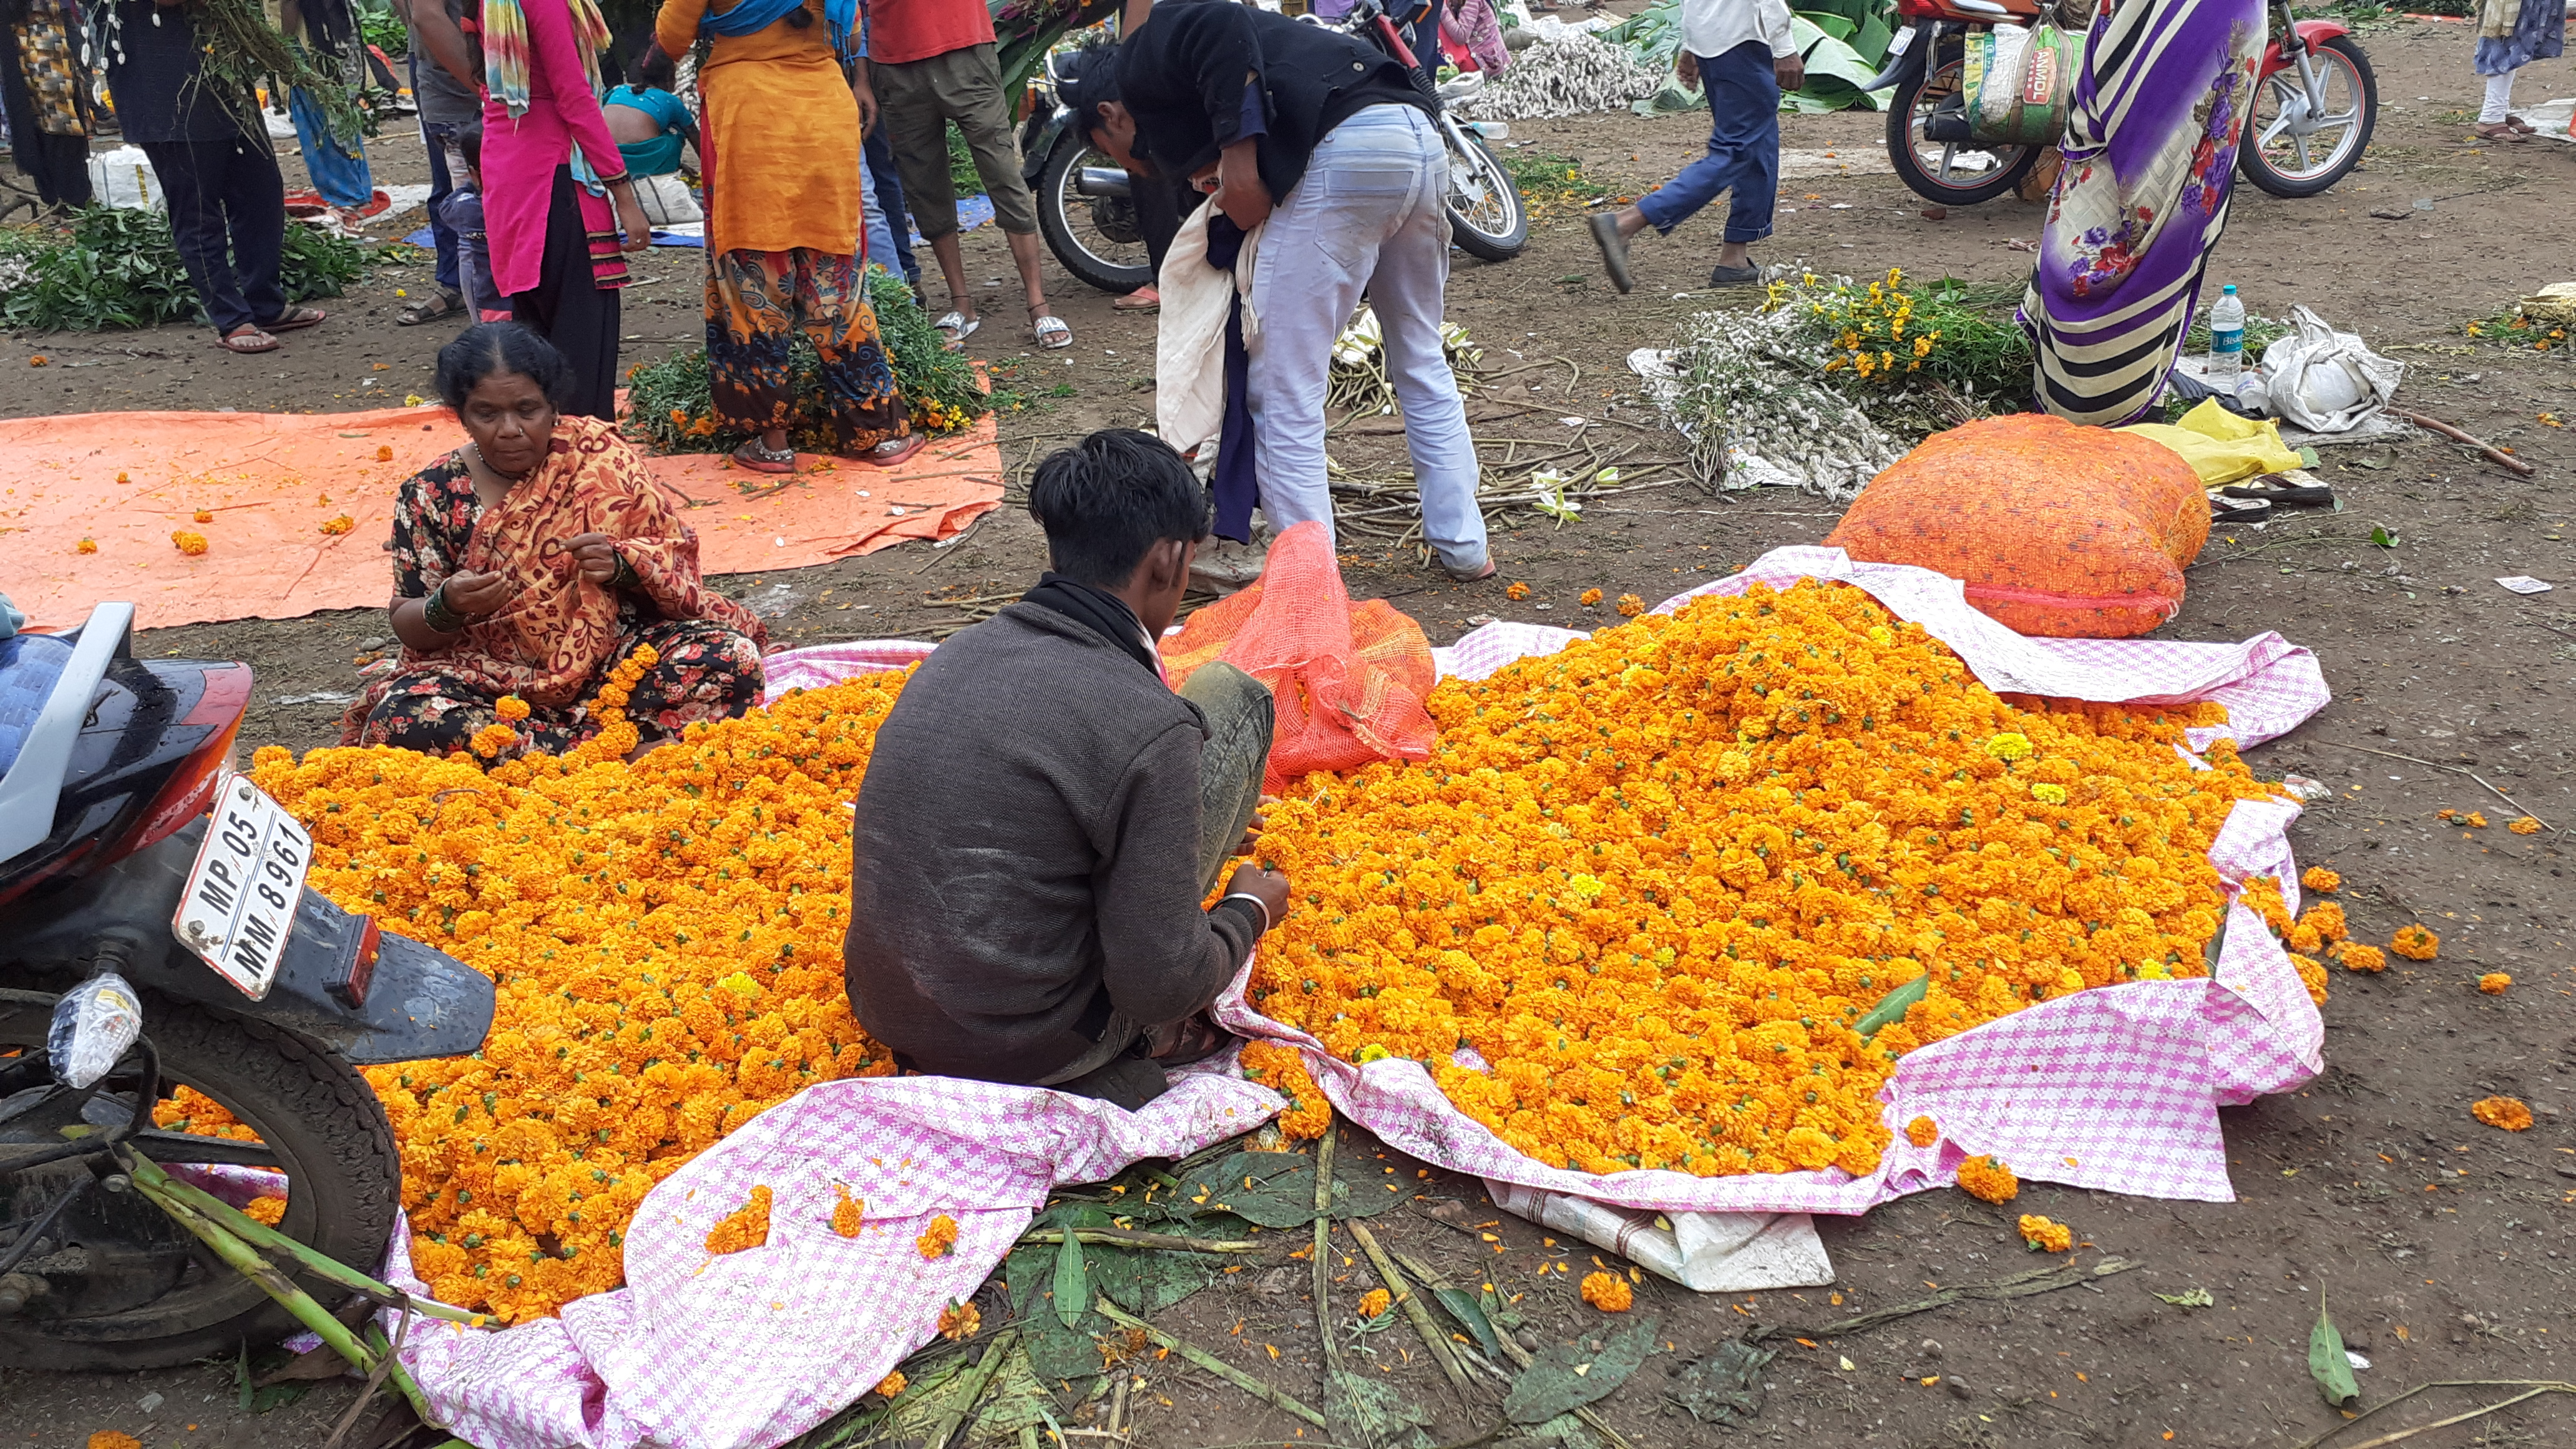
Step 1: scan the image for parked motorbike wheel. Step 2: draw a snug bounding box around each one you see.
[0,995,399,1370]
[1036,134,1154,296]
[1444,127,1527,262]
[2238,36,2376,198]
[1886,55,2043,205]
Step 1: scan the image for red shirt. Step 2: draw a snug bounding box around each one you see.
[867,0,995,65]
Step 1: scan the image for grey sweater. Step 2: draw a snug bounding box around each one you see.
[842,603,1263,1082]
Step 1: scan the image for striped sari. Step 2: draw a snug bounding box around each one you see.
[2019,0,2266,426]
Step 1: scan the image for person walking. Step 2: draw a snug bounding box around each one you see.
[864,0,1068,349]
[97,0,327,353]
[395,0,482,325]
[654,0,918,471]
[2470,0,2563,139]
[1,0,95,210]
[1068,0,1492,580]
[1586,0,1798,291]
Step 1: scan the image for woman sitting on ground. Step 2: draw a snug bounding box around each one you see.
[603,42,700,178]
[343,322,767,757]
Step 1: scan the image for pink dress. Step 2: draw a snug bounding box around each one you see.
[481,0,630,299]
[1442,0,1510,74]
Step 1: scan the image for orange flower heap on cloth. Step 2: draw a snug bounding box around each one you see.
[917,1214,959,1261]
[2017,1214,2072,1252]
[705,1186,771,1254]
[1247,581,2281,1182]
[2389,925,2440,960]
[1956,1156,2019,1204]
[246,673,910,1322]
[2471,1096,2533,1131]
[1579,1271,1633,1311]
[832,1184,866,1237]
[1239,1041,1330,1141]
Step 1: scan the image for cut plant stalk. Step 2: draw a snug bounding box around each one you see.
[1092,1297,1326,1428]
[1349,1221,1471,1392]
[1016,1228,1262,1254]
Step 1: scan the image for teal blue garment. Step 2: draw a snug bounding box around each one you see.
[603,85,696,177]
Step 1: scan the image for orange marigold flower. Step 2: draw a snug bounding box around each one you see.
[2389,925,2440,961]
[2297,904,2346,944]
[76,538,97,554]
[2470,1096,2532,1131]
[495,695,532,723]
[2462,811,2488,828]
[705,1186,772,1255]
[1614,593,1644,617]
[376,445,396,462]
[2300,867,2340,893]
[832,1184,866,1238]
[1240,1040,1330,1141]
[1357,1287,1392,1319]
[193,509,214,523]
[2016,1214,2072,1253]
[1906,1116,1939,1148]
[2507,816,2542,834]
[1506,582,1532,601]
[468,724,518,759]
[170,530,208,555]
[1578,1271,1633,1312]
[320,515,356,536]
[937,1299,982,1340]
[2477,972,2510,995]
[874,1370,907,1398]
[1579,588,1604,606]
[86,1435,139,1449]
[917,1214,959,1260]
[1956,1156,2019,1204]
[243,1196,288,1227]
[2335,943,2386,973]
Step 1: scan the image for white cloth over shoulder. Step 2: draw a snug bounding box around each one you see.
[1153,205,1263,462]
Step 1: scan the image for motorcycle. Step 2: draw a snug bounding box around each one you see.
[1021,0,1530,295]
[1,603,493,1370]
[1865,0,2375,206]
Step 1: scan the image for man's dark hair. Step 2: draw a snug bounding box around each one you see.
[1056,35,1121,149]
[435,322,574,411]
[1027,429,1211,588]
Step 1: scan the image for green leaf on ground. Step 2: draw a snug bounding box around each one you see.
[1172,1150,1403,1229]
[2369,525,2401,548]
[1504,1315,1662,1424]
[1051,1232,1090,1330]
[2310,1295,2361,1408]
[1667,1338,1775,1426]
[1327,1368,1436,1448]
[1431,1286,1502,1359]
[1089,1244,1209,1317]
[2155,1287,2216,1308]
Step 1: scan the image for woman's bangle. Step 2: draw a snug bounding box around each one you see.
[609,550,640,589]
[421,586,469,634]
[1219,891,1274,934]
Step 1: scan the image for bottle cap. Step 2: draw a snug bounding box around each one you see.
[2222,284,2237,295]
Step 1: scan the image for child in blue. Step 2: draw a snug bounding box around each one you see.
[433,128,504,321]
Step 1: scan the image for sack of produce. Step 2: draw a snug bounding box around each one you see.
[1822,412,2208,638]
[1159,521,1437,791]
[1961,23,2077,147]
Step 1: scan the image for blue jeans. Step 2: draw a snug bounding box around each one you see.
[420,114,464,294]
[859,143,904,282]
[288,87,373,210]
[1245,104,1486,572]
[1635,42,1780,244]
[861,124,918,284]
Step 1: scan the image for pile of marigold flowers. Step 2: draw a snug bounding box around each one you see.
[1249,581,2289,1181]
[213,672,914,1322]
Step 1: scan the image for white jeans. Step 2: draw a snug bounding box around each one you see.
[1245,105,1487,572]
[2481,69,2517,124]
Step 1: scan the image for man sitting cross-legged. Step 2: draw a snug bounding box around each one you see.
[842,428,1289,1108]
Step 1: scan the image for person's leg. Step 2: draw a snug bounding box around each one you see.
[1707,42,1781,270]
[35,131,92,208]
[288,85,373,210]
[857,144,905,280]
[798,248,913,457]
[1176,661,1277,894]
[615,619,766,740]
[2479,68,2517,124]
[1368,110,1489,576]
[356,673,506,754]
[946,44,1056,333]
[877,56,971,321]
[511,166,619,419]
[142,139,255,338]
[861,123,920,285]
[420,112,464,299]
[226,135,293,327]
[1242,109,1410,545]
[1592,46,1776,286]
[706,246,801,463]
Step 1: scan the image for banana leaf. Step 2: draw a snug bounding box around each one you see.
[1612,0,1888,113]
[992,0,1125,100]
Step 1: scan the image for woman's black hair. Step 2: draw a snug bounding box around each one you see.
[1056,35,1122,149]
[1027,428,1211,588]
[435,322,574,412]
[633,41,678,90]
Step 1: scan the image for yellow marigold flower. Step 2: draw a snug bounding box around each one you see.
[2507,816,2542,834]
[1578,1271,1632,1312]
[1913,336,1933,358]
[2389,925,2440,961]
[832,1184,866,1238]
[1506,582,1531,602]
[874,1370,907,1398]
[2300,867,2340,893]
[320,515,356,536]
[1906,1116,1939,1148]
[1956,1156,2019,1204]
[2030,783,2067,805]
[2336,943,2386,973]
[1984,732,2033,762]
[76,538,97,554]
[1567,873,1605,900]
[2017,1214,2072,1253]
[193,509,215,523]
[1614,593,1644,616]
[244,1196,288,1227]
[170,530,208,556]
[1358,1287,1392,1319]
[917,1214,959,1261]
[937,1300,982,1340]
[495,695,531,722]
[1580,588,1604,607]
[2477,972,2510,995]
[705,1186,771,1256]
[2471,1096,2533,1131]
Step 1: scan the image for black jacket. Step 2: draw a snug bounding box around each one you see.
[1115,0,1432,203]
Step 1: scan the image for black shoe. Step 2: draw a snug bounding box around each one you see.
[1709,263,1761,288]
[1588,212,1634,294]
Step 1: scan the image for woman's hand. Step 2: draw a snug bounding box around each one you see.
[442,569,514,616]
[565,533,625,585]
[610,180,651,252]
[1676,50,1699,88]
[1232,793,1279,856]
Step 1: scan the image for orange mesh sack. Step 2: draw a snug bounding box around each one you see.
[1823,413,2210,638]
[1159,521,1437,792]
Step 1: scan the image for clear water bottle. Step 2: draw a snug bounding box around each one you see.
[2207,284,2245,390]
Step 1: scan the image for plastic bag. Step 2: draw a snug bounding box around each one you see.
[2119,397,2305,486]
[1485,1180,1835,1292]
[1158,522,1437,793]
[1822,412,2208,638]
[46,973,143,1091]
[632,173,703,227]
[2261,305,2404,434]
[1962,24,2077,147]
[86,145,163,210]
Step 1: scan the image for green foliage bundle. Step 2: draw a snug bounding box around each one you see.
[0,208,371,331]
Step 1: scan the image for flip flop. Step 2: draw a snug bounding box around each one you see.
[1112,286,1161,312]
[1033,311,1072,350]
[398,290,464,326]
[1587,212,1632,295]
[934,311,979,351]
[215,325,280,354]
[855,434,927,469]
[731,439,798,474]
[263,305,328,332]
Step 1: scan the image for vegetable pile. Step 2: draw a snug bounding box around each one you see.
[1466,28,1662,120]
[1,208,369,332]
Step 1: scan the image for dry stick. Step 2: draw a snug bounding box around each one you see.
[318,1305,414,1449]
[1476,399,1660,433]
[2311,739,2555,832]
[1091,1298,1328,1428]
[2289,1380,2575,1449]
[1393,1251,1636,1449]
[1349,1222,1471,1392]
[923,1327,1018,1449]
[1017,1228,1262,1254]
[2399,410,2538,476]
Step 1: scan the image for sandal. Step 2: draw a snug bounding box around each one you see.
[1032,309,1072,350]
[731,437,798,474]
[262,305,328,332]
[1112,286,1161,312]
[397,290,464,326]
[856,434,927,469]
[933,311,979,351]
[2471,122,2529,142]
[2505,115,2538,134]
[215,324,280,354]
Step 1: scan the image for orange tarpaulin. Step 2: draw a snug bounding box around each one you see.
[0,405,1002,631]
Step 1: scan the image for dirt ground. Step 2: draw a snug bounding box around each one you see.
[6,16,2576,1449]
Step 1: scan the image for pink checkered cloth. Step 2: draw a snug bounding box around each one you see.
[387,548,2328,1448]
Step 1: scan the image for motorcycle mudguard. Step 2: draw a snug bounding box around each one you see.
[1863,21,1936,92]
[1023,105,1073,187]
[2261,19,2348,77]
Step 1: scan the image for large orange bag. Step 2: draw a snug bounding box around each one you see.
[1823,413,2209,638]
[1159,521,1437,792]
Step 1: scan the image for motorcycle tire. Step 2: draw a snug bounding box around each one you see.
[1445,130,1528,262]
[1886,58,2042,207]
[0,996,399,1372]
[2237,36,2376,200]
[1037,135,1153,297]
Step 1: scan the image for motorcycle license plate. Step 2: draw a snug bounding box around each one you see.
[1887,26,1914,56]
[171,773,311,1000]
